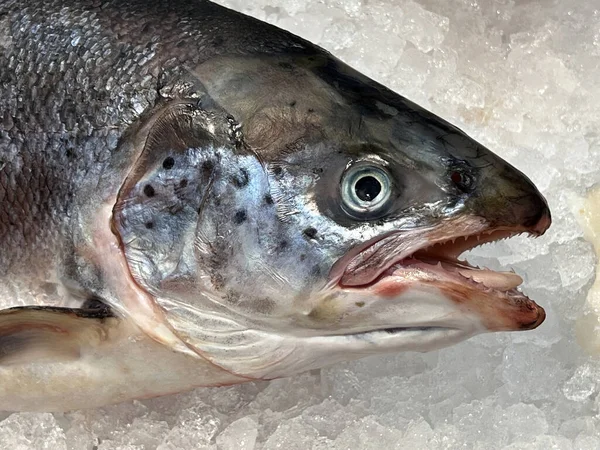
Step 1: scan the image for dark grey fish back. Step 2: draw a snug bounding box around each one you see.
[0,0,309,274]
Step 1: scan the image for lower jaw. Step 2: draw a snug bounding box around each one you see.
[338,267,544,332]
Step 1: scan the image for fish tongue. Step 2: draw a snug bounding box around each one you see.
[457,268,523,291]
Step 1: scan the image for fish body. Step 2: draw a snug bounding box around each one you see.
[0,0,550,411]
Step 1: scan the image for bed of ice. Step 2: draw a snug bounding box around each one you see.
[3,0,600,448]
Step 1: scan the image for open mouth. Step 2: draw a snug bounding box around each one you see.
[332,214,551,332]
[399,228,529,297]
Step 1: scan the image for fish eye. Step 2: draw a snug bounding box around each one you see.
[341,164,392,219]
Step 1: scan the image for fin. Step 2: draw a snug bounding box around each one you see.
[0,306,248,412]
[0,306,115,366]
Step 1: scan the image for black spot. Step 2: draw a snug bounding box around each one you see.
[311,265,322,277]
[307,108,315,113]
[231,168,250,188]
[303,227,318,240]
[312,167,324,175]
[202,160,215,178]
[179,179,188,189]
[234,209,247,224]
[272,166,283,177]
[81,297,114,318]
[162,157,175,170]
[145,221,154,229]
[289,100,297,107]
[300,254,307,261]
[278,61,293,69]
[143,184,155,197]
[264,194,274,205]
[277,240,288,250]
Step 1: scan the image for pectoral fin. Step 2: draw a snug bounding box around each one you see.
[0,306,115,366]
[0,306,247,412]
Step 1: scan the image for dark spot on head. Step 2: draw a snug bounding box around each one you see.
[303,227,318,240]
[272,166,283,177]
[264,193,274,205]
[234,209,247,224]
[231,168,250,188]
[143,184,155,197]
[300,254,307,261]
[289,100,297,107]
[278,61,293,69]
[312,167,324,174]
[277,240,288,250]
[179,179,188,189]
[145,221,154,229]
[310,265,322,277]
[163,157,175,170]
[307,108,315,113]
[202,160,215,178]
[355,301,365,308]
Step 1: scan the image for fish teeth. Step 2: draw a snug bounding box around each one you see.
[457,268,523,291]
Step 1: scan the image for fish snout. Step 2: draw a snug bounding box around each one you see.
[471,160,551,235]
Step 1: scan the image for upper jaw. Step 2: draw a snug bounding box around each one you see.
[330,214,548,289]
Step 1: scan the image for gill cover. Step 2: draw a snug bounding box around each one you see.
[113,101,242,289]
[111,100,298,379]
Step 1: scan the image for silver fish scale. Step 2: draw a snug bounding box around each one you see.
[0,0,309,278]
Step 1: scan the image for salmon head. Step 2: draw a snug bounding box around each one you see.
[111,50,550,380]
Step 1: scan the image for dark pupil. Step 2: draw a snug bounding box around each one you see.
[355,176,382,202]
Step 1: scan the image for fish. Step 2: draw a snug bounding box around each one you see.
[0,0,551,412]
